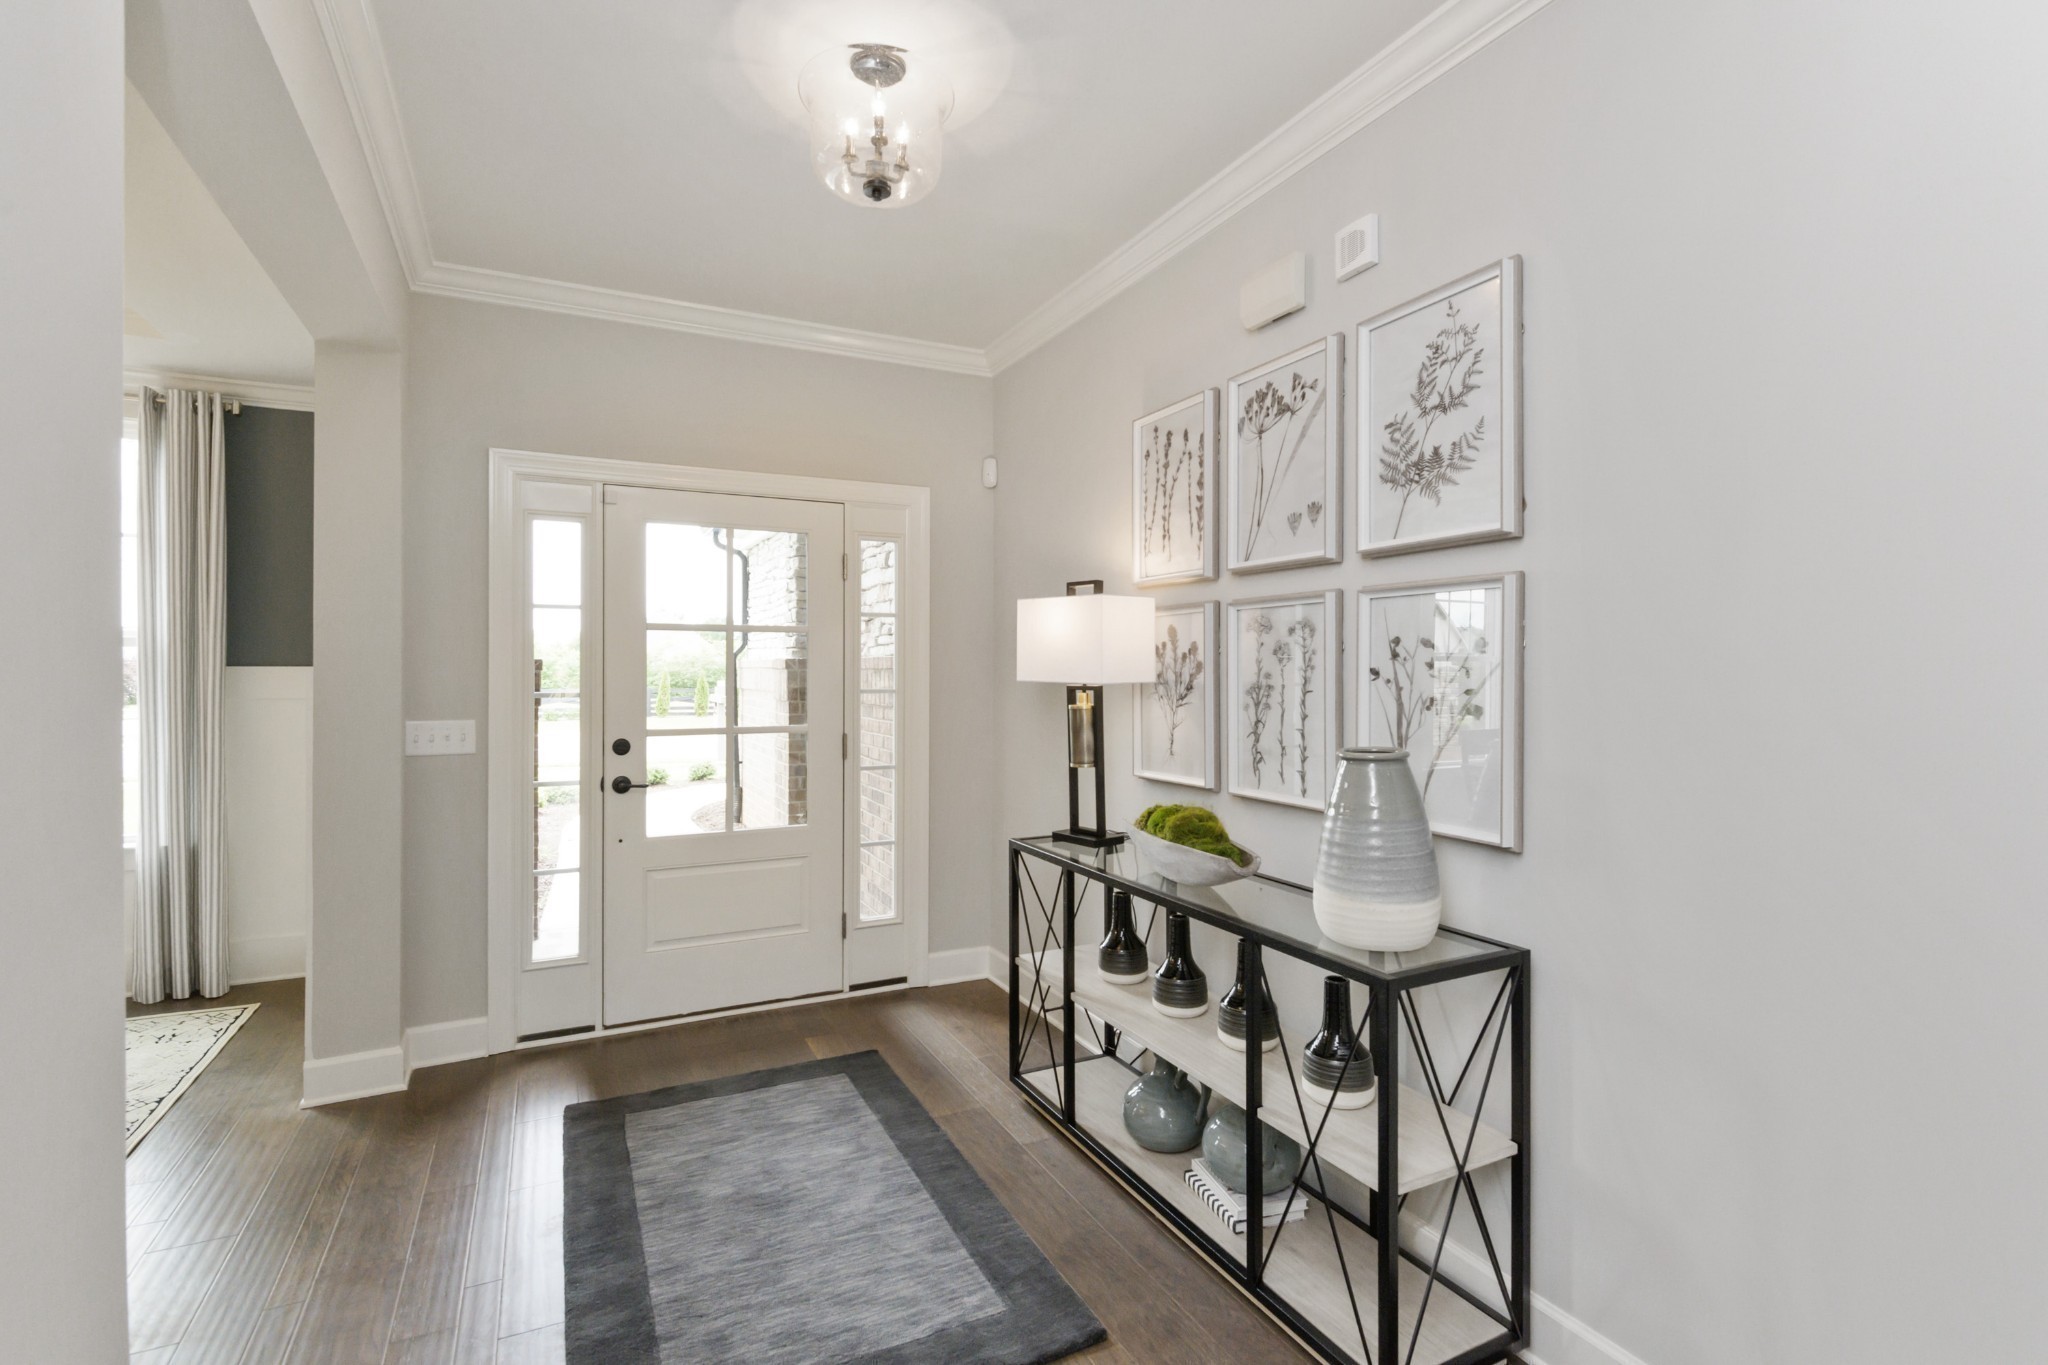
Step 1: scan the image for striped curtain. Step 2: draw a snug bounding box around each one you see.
[130,387,230,1002]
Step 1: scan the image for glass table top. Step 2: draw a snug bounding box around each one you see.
[1012,835,1523,983]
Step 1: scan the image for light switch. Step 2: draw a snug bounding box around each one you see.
[406,720,476,756]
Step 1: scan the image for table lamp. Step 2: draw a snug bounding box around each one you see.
[1016,581,1155,848]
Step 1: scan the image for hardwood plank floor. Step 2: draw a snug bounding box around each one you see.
[126,979,1358,1363]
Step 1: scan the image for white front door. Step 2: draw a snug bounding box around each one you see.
[601,486,845,1025]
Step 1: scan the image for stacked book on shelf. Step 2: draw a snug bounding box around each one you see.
[1185,1159,1309,1236]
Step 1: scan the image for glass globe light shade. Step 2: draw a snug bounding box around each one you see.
[799,46,953,209]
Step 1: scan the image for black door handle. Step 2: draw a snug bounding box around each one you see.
[610,775,651,794]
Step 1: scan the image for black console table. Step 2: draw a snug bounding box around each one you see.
[1007,836,1530,1365]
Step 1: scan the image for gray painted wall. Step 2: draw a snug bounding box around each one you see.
[991,2,2048,1361]
[401,294,996,1031]
[225,403,314,666]
[310,344,405,1063]
[0,1,129,1354]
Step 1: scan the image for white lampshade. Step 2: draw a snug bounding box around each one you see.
[1016,594,1155,685]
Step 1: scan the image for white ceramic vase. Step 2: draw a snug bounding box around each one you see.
[1311,748,1441,952]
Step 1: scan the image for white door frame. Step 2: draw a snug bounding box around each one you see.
[485,447,932,1055]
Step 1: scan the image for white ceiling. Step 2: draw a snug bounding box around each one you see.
[361,0,1446,354]
[123,83,315,387]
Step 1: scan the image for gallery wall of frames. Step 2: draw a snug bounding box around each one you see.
[1130,256,1525,851]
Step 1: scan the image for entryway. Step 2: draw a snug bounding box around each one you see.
[491,451,929,1048]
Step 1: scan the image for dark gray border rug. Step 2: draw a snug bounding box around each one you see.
[563,1050,1106,1364]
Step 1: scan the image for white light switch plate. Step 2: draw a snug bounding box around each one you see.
[406,720,476,756]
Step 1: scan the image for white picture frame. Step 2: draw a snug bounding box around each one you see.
[1132,390,1219,586]
[1227,590,1341,810]
[1355,573,1523,850]
[1357,257,1522,557]
[1227,335,1343,573]
[1133,601,1219,789]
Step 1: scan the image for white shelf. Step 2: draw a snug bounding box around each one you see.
[1024,1056,1508,1365]
[1024,954,1516,1196]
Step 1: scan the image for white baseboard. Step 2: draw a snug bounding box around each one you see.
[405,1016,490,1071]
[229,932,306,985]
[302,1015,492,1107]
[925,947,997,986]
[1517,1295,1654,1365]
[301,1044,406,1107]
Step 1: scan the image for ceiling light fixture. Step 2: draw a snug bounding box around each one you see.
[799,43,953,209]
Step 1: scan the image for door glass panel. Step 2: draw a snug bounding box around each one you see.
[646,629,726,730]
[533,871,580,963]
[536,697,580,784]
[859,767,895,845]
[859,614,895,690]
[531,519,582,606]
[732,529,807,626]
[859,540,896,612]
[735,731,807,830]
[860,843,896,923]
[646,733,727,835]
[534,607,582,691]
[535,784,580,872]
[733,631,808,727]
[646,523,728,625]
[857,692,894,767]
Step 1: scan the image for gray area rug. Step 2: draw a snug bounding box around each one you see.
[563,1051,1106,1365]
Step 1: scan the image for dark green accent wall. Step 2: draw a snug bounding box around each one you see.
[224,405,315,666]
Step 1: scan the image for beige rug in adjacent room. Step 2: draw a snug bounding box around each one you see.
[125,1004,258,1153]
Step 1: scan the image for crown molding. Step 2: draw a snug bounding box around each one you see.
[313,0,1550,378]
[312,0,435,281]
[123,369,318,411]
[412,259,993,376]
[981,0,1558,372]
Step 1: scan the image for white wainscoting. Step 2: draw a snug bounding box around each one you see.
[124,667,314,988]
[223,668,313,982]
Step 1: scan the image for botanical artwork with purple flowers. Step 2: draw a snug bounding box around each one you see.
[1134,601,1218,789]
[1228,337,1342,573]
[1133,391,1217,585]
[1359,574,1523,849]
[1228,592,1339,810]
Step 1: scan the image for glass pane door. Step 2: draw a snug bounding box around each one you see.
[642,522,811,839]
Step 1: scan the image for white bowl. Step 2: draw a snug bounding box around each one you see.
[1128,827,1260,887]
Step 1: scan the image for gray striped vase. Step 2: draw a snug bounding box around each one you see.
[1310,748,1442,952]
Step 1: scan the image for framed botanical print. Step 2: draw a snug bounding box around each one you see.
[1356,573,1523,849]
[1132,390,1219,586]
[1358,257,1522,556]
[1134,601,1218,789]
[1227,335,1343,573]
[1227,591,1340,810]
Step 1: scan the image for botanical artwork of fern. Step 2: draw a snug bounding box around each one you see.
[1368,275,1504,547]
[1139,409,1206,579]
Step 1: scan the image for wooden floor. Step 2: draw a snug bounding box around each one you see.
[125,978,1319,1364]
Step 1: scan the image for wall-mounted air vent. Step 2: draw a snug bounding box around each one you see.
[1335,213,1380,282]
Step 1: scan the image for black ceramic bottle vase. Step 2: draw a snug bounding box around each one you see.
[1216,939,1280,1053]
[1300,974,1376,1110]
[1098,890,1150,985]
[1150,911,1208,1018]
